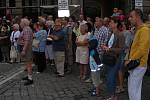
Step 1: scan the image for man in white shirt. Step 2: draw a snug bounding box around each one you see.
[78,14,87,26]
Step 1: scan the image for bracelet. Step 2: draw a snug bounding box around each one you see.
[129,59,132,61]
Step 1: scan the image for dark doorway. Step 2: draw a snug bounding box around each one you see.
[84,0,101,18]
[84,0,129,18]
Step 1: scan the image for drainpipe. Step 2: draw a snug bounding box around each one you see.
[6,0,9,16]
[80,0,84,15]
[37,0,40,16]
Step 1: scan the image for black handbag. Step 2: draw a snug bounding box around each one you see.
[102,54,116,66]
[127,60,140,70]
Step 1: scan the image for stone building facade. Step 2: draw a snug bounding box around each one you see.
[0,0,81,19]
[0,0,150,18]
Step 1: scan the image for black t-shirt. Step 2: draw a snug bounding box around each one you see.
[0,31,10,46]
[46,28,53,45]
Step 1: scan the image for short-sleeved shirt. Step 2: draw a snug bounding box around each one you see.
[10,30,20,46]
[18,26,33,62]
[0,31,10,46]
[52,29,65,51]
[94,26,109,54]
[32,30,47,52]
[18,26,33,46]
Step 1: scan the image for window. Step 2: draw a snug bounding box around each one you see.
[41,0,52,6]
[23,0,38,6]
[0,0,6,7]
[9,0,16,7]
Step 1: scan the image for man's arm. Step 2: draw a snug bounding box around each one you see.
[131,28,150,59]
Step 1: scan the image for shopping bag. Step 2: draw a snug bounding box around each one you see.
[10,46,17,59]
[32,39,40,48]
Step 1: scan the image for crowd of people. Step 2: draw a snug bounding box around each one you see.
[0,8,150,100]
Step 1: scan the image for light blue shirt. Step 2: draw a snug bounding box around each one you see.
[32,30,47,52]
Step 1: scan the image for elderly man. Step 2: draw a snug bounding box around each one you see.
[18,18,33,85]
[49,22,66,77]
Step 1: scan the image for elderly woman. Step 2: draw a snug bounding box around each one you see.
[76,24,89,80]
[10,24,21,63]
[18,18,33,85]
[32,22,47,73]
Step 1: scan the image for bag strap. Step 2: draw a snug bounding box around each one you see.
[12,31,17,40]
[47,27,52,36]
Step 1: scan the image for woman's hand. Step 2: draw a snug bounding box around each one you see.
[75,41,79,46]
[105,47,110,52]
[101,45,110,52]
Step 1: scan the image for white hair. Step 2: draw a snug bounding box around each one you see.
[13,24,19,30]
[80,24,88,32]
[38,17,46,25]
[46,21,54,27]
[20,18,30,27]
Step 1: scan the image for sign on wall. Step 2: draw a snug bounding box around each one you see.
[135,0,143,11]
[58,0,69,10]
[58,0,70,17]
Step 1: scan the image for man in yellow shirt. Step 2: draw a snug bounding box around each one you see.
[128,9,150,100]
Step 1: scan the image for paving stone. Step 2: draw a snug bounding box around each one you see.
[4,92,12,96]
[0,63,149,100]
[0,95,4,100]
[55,98,63,100]
[21,91,28,96]
[13,94,21,100]
[4,96,13,100]
[45,95,53,100]
[21,96,30,100]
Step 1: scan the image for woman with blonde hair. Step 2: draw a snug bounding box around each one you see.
[76,24,89,80]
[10,24,21,63]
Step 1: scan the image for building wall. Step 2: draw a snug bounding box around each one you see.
[0,0,149,18]
[69,0,81,19]
[12,0,22,16]
[83,0,101,18]
[143,0,150,15]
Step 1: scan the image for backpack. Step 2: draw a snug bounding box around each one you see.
[88,35,103,72]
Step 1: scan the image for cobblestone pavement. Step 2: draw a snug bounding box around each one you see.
[0,63,24,81]
[0,63,149,100]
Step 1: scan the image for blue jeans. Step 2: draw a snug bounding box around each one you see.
[118,52,126,71]
[106,63,119,96]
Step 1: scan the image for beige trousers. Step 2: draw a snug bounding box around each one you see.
[54,51,65,75]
